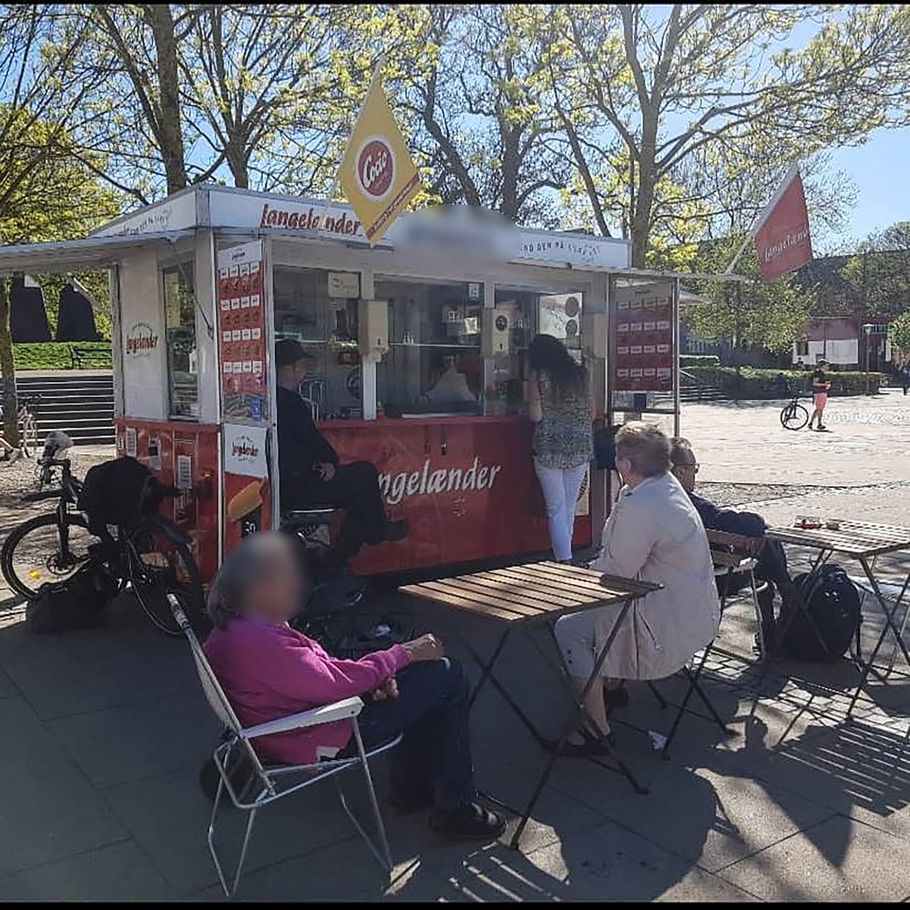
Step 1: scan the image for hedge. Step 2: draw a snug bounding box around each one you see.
[680,354,721,367]
[13,341,112,371]
[685,366,886,398]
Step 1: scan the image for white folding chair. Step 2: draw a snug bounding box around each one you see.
[167,596,401,897]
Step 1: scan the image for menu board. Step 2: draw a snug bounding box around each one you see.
[611,282,674,393]
[217,241,268,421]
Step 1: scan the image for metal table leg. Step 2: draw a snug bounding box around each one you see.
[510,600,648,850]
[460,627,547,746]
[846,558,910,717]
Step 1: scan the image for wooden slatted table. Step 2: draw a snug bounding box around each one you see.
[401,560,660,850]
[766,519,910,716]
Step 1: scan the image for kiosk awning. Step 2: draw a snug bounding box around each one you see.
[0,231,194,276]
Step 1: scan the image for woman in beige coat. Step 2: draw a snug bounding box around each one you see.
[552,422,720,755]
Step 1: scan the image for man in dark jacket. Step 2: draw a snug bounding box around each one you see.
[670,437,791,651]
[276,339,408,567]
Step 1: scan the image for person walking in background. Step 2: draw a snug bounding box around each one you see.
[808,359,831,431]
[900,363,910,396]
[525,334,594,564]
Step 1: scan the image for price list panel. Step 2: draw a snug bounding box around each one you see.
[611,284,674,393]
[217,242,268,421]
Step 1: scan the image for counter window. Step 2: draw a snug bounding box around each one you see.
[273,267,361,420]
[163,264,198,419]
[375,277,483,416]
[492,288,584,414]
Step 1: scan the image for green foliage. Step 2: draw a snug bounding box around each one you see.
[547,4,910,264]
[13,341,111,371]
[684,237,814,355]
[890,311,910,354]
[680,355,721,368]
[841,222,910,318]
[686,366,886,397]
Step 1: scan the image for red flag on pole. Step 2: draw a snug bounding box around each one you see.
[751,164,813,280]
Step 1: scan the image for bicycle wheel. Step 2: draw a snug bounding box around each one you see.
[1,512,98,599]
[780,403,809,430]
[127,519,206,636]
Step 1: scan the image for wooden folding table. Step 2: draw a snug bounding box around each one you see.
[400,560,660,849]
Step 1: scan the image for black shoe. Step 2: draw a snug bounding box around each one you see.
[542,727,616,757]
[429,801,505,841]
[603,683,629,709]
[388,787,434,816]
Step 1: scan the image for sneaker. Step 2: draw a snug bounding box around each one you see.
[428,801,505,841]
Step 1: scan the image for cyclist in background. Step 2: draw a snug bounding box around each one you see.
[808,359,831,432]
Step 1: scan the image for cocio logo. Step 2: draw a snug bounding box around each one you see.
[125,322,158,356]
[231,437,259,460]
[356,137,394,200]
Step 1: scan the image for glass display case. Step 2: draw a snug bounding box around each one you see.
[376,276,484,416]
[272,267,362,419]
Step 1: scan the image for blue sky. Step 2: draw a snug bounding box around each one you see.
[826,126,910,250]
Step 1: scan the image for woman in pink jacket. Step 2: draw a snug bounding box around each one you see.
[203,531,503,841]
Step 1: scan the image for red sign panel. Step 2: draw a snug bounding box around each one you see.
[217,242,268,421]
[754,167,813,280]
[611,286,674,393]
[321,417,592,576]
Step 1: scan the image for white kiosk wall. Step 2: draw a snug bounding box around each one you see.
[119,247,168,420]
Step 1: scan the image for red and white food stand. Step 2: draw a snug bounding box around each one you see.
[0,185,682,582]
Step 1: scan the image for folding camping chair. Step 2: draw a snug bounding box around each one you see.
[658,530,769,758]
[168,595,401,897]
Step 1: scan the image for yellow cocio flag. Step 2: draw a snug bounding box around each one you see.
[337,72,421,246]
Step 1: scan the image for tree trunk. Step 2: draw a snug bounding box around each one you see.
[0,281,19,447]
[226,143,249,189]
[145,4,187,194]
[631,118,657,268]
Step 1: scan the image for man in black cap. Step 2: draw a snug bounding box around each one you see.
[275,338,408,568]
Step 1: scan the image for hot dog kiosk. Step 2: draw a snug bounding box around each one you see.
[0,185,683,581]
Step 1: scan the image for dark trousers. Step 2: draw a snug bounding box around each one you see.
[719,536,790,635]
[350,658,476,811]
[304,462,388,561]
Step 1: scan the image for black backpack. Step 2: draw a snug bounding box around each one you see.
[25,561,120,634]
[78,457,164,536]
[778,564,861,662]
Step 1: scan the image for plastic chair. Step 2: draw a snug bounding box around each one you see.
[167,595,401,897]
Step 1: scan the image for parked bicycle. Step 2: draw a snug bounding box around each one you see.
[1,433,205,635]
[0,393,39,459]
[780,391,810,431]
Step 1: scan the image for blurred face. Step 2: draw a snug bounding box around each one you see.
[242,544,308,624]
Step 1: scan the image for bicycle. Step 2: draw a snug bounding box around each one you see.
[17,394,39,458]
[1,436,205,636]
[780,392,809,431]
[0,393,39,459]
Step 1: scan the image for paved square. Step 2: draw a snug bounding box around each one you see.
[0,391,908,900]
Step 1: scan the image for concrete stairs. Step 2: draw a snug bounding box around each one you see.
[16,372,115,446]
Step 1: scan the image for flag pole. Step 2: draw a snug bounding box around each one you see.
[317,57,386,230]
